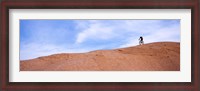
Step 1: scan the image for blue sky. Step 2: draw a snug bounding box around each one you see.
[20,20,180,60]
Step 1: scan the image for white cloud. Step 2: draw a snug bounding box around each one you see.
[119,21,180,48]
[75,21,117,44]
[75,20,180,47]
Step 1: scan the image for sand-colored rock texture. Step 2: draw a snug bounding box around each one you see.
[20,42,180,71]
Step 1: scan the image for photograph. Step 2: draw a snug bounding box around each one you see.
[20,20,180,71]
[1,0,199,90]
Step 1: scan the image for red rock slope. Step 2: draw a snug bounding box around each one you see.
[20,42,180,71]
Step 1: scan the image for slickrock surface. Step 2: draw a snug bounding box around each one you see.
[20,42,180,71]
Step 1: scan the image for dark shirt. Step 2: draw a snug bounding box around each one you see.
[140,37,143,41]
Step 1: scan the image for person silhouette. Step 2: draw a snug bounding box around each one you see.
[139,36,144,45]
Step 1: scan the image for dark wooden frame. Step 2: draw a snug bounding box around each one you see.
[0,0,199,91]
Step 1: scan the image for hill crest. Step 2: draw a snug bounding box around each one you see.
[20,42,180,71]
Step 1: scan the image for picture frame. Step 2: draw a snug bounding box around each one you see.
[0,0,199,91]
